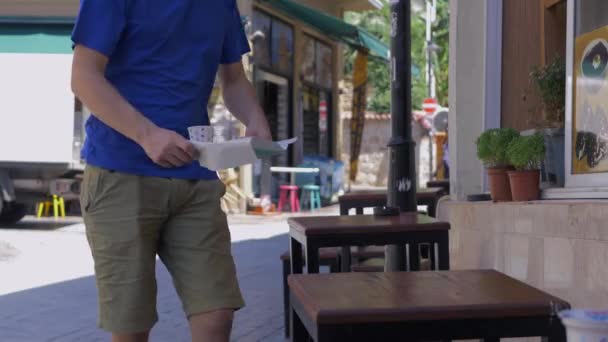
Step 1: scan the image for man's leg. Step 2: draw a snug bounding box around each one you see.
[189,309,234,342]
[81,166,169,340]
[159,179,245,342]
[111,331,150,342]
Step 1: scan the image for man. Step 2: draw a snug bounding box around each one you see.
[70,1,271,341]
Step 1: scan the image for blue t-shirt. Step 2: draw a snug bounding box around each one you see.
[71,0,250,179]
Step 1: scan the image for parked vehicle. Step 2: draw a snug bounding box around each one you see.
[0,21,85,223]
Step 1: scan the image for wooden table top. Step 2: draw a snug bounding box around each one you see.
[288,270,570,325]
[288,213,449,236]
[339,187,445,204]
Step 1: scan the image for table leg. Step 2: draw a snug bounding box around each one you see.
[282,258,291,337]
[428,200,437,217]
[291,306,310,342]
[341,246,352,272]
[306,243,320,274]
[546,318,567,342]
[429,243,437,271]
[438,232,450,270]
[339,205,348,216]
[408,243,421,271]
[291,238,304,274]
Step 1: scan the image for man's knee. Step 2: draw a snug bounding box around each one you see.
[190,309,234,334]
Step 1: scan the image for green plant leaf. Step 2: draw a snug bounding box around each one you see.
[506,133,546,170]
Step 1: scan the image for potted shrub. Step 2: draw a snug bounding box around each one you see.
[476,128,520,202]
[529,56,566,186]
[506,133,546,201]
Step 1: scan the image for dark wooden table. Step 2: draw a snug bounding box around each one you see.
[289,270,570,342]
[288,213,450,274]
[338,187,446,217]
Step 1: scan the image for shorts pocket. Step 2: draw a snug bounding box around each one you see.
[80,166,105,213]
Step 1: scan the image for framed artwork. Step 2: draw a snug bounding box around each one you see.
[565,0,608,187]
[572,26,608,174]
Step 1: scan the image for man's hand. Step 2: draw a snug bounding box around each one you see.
[139,127,198,168]
[245,121,272,140]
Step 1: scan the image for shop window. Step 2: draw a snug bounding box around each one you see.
[253,10,294,77]
[564,0,608,188]
[271,19,294,75]
[315,42,333,89]
[252,11,271,68]
[571,0,608,175]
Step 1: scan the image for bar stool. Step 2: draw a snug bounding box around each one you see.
[300,185,321,211]
[278,185,300,212]
[37,195,66,219]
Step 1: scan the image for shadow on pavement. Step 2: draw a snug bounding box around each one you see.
[0,233,290,342]
[0,217,83,231]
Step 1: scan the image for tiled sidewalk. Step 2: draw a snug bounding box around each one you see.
[0,210,340,341]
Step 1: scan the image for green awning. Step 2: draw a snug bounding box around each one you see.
[262,0,389,61]
[0,24,73,54]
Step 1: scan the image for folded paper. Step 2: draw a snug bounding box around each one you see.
[192,137,297,171]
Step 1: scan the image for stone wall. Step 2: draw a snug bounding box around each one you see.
[340,116,433,188]
[446,200,608,309]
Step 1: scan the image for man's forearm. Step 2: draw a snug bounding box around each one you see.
[221,76,266,127]
[72,64,156,145]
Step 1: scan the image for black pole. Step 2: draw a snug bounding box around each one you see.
[385,0,417,272]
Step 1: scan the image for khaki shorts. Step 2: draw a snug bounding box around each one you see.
[81,165,244,333]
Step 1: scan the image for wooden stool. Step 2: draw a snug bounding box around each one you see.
[300,185,321,211]
[278,185,300,212]
[37,195,65,219]
[289,270,570,342]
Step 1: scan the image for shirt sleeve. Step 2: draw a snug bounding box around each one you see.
[220,3,251,64]
[71,0,127,58]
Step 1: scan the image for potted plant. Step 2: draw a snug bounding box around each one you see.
[529,56,566,186]
[506,133,546,201]
[476,128,520,202]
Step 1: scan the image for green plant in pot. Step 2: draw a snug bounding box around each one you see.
[476,128,520,202]
[506,133,546,201]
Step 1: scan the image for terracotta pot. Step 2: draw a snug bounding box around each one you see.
[508,170,540,202]
[487,167,512,202]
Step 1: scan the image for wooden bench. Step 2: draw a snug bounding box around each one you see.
[289,270,570,342]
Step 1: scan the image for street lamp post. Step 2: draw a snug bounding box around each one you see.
[385,0,417,272]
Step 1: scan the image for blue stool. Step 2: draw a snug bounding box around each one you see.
[300,185,321,211]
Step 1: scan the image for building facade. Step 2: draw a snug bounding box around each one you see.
[447,0,608,309]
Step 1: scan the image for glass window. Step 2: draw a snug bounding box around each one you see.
[252,11,271,67]
[271,19,294,75]
[315,42,333,89]
[301,35,316,84]
[571,0,608,174]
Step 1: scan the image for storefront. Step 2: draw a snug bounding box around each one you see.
[446,0,608,311]
[245,0,388,200]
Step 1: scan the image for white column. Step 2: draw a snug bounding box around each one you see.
[448,0,502,200]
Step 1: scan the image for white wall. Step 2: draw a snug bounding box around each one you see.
[448,0,502,200]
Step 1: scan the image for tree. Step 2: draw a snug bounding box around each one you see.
[344,1,449,112]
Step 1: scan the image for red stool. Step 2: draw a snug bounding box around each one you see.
[278,185,300,212]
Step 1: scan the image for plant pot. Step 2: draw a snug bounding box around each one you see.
[487,167,513,202]
[508,170,541,202]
